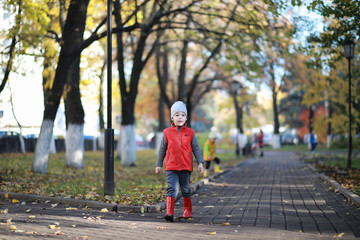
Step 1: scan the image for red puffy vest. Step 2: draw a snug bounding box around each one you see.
[163,123,195,172]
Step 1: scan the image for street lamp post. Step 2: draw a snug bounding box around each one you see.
[104,0,114,196]
[231,80,241,158]
[342,39,355,169]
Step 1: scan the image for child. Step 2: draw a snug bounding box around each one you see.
[258,129,264,157]
[309,130,317,153]
[203,132,223,177]
[156,101,204,222]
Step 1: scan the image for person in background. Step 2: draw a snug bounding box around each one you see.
[258,129,264,157]
[156,101,204,222]
[203,132,223,177]
[309,130,318,153]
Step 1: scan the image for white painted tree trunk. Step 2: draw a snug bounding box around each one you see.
[327,135,332,148]
[19,135,26,154]
[98,132,105,150]
[238,132,245,149]
[50,136,56,154]
[119,124,136,166]
[272,134,281,149]
[155,131,163,156]
[65,123,84,169]
[33,120,54,173]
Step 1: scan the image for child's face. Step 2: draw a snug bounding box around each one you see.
[172,112,187,126]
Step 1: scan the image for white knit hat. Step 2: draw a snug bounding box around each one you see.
[208,132,217,139]
[170,101,187,119]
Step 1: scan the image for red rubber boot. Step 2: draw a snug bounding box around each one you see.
[183,197,192,219]
[164,196,175,222]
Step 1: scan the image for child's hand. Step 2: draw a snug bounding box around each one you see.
[198,163,204,174]
[155,167,161,174]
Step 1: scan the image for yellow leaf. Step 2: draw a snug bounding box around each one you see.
[5,193,9,198]
[100,208,108,213]
[1,209,8,214]
[221,222,230,226]
[141,207,145,214]
[25,209,31,213]
[51,203,58,208]
[71,225,76,228]
[12,199,20,204]
[65,207,78,211]
[10,225,17,230]
[207,232,216,235]
[49,225,56,229]
[28,215,36,219]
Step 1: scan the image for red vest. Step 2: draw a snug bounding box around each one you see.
[163,123,195,171]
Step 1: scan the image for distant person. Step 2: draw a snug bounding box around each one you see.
[203,132,223,177]
[258,130,264,157]
[309,130,318,153]
[155,101,204,222]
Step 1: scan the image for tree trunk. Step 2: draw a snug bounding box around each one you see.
[114,1,144,166]
[64,58,85,169]
[0,0,21,94]
[270,63,280,149]
[98,59,106,150]
[178,39,189,102]
[33,0,90,173]
[155,43,170,155]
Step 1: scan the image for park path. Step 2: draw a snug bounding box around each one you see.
[1,151,360,239]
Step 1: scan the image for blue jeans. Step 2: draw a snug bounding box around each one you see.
[166,170,192,198]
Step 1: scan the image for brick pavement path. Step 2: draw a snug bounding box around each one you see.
[1,151,360,239]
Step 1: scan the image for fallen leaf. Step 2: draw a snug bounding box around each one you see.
[49,225,57,229]
[25,209,31,213]
[221,222,230,226]
[141,207,145,214]
[25,231,37,234]
[65,207,78,211]
[28,215,36,219]
[334,233,344,237]
[21,202,26,205]
[100,208,108,213]
[71,225,76,228]
[10,225,17,230]
[45,200,50,203]
[226,215,232,218]
[51,203,58,208]
[12,199,20,204]
[5,193,9,198]
[0,209,8,214]
[207,232,216,235]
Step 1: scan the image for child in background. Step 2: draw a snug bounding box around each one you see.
[155,101,204,222]
[258,129,264,157]
[203,132,223,177]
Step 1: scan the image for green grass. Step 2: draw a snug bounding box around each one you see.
[0,147,244,206]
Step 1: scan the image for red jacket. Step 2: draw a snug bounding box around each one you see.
[163,123,195,171]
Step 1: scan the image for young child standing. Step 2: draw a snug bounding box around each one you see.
[203,132,223,177]
[156,101,204,222]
